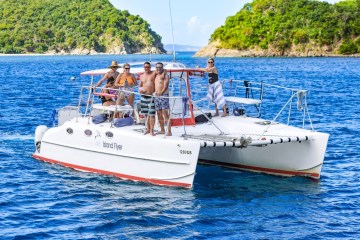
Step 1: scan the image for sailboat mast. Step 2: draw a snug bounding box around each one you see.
[168,0,176,62]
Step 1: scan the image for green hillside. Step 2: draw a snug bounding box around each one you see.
[0,0,165,54]
[210,0,360,55]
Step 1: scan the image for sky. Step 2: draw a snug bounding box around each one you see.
[110,0,341,47]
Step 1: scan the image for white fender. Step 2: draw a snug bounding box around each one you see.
[35,125,48,145]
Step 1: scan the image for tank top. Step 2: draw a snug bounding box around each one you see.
[109,71,119,79]
[208,72,218,84]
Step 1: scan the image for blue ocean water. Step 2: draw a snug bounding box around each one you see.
[0,53,359,239]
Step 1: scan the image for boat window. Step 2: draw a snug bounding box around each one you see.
[105,131,113,138]
[84,129,92,136]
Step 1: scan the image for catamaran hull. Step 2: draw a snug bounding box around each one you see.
[198,132,329,179]
[33,120,201,188]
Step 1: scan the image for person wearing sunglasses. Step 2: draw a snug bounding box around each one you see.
[94,60,120,88]
[154,62,172,136]
[196,58,227,117]
[115,63,138,111]
[139,62,156,136]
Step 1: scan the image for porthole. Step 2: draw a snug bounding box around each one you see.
[84,129,92,136]
[66,128,73,134]
[105,131,113,138]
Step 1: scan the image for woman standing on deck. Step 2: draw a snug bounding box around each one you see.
[197,58,227,117]
[115,63,138,109]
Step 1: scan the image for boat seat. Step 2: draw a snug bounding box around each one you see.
[91,104,133,116]
[224,96,262,105]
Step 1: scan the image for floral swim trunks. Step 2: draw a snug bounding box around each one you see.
[154,94,170,111]
[119,87,134,98]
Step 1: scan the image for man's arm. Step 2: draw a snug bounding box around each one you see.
[161,74,170,95]
[95,73,109,87]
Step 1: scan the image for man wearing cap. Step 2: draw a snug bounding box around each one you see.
[95,60,120,88]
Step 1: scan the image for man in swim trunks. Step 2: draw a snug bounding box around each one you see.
[154,62,172,136]
[139,62,156,136]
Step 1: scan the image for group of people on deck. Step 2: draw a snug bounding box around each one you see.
[94,57,227,136]
[95,61,172,137]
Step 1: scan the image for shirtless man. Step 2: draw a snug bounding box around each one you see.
[154,62,172,136]
[139,62,156,136]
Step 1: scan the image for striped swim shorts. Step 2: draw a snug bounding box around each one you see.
[140,95,155,116]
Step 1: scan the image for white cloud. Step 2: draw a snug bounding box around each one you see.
[187,16,201,29]
[186,16,212,46]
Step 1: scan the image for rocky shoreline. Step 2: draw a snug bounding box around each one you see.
[0,46,166,56]
[194,41,359,57]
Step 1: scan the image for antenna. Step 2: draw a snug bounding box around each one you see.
[168,0,176,62]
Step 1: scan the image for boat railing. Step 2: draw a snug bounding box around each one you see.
[71,84,227,136]
[72,78,313,134]
[221,79,314,131]
[221,79,263,117]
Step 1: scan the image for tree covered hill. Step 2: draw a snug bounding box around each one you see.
[0,0,166,54]
[197,0,360,57]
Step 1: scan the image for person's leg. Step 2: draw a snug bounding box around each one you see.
[115,93,125,118]
[148,100,156,136]
[117,92,125,106]
[157,110,165,134]
[143,114,150,134]
[149,115,155,136]
[127,94,135,108]
[214,104,219,117]
[154,97,164,134]
[127,94,135,117]
[164,110,172,136]
[221,104,227,117]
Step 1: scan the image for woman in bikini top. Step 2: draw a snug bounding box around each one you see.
[114,63,138,109]
[117,74,136,86]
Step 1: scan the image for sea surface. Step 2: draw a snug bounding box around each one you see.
[0,53,359,239]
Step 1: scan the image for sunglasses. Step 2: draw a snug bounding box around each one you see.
[124,68,130,70]
[208,61,214,63]
[111,67,118,69]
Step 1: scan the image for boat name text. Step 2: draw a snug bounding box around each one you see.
[180,150,192,155]
[103,141,122,151]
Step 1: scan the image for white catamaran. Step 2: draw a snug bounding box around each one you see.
[33,62,329,188]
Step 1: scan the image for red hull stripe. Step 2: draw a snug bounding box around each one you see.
[33,154,191,188]
[199,159,320,178]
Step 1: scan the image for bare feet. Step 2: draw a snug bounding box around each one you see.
[166,132,172,136]
[221,113,227,117]
[213,113,219,117]
[157,131,165,135]
[144,130,156,136]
